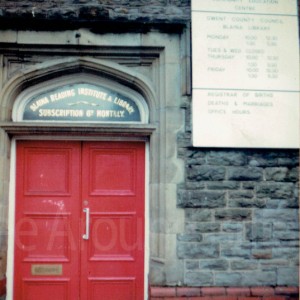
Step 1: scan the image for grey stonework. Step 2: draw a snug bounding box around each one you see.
[0,0,190,29]
[177,104,299,286]
[0,0,298,293]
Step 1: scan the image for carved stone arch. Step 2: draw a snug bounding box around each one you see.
[0,57,157,123]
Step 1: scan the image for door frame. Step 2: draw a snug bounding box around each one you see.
[7,136,150,300]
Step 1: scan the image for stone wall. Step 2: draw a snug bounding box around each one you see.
[176,104,299,287]
[0,0,190,29]
[0,130,9,284]
[0,0,298,296]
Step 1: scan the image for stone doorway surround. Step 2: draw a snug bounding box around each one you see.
[0,27,190,298]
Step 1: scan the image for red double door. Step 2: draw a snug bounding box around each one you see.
[14,141,145,300]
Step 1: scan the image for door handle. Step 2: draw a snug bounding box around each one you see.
[83,208,90,240]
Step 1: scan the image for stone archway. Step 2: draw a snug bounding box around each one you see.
[0,57,157,123]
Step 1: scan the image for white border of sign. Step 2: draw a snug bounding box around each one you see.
[192,0,300,148]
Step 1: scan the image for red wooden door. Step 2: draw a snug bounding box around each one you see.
[14,141,145,300]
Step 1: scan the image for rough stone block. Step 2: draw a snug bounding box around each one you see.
[186,150,206,165]
[205,233,242,243]
[242,182,256,189]
[222,223,243,233]
[278,157,299,167]
[230,260,259,270]
[178,190,226,208]
[265,199,280,209]
[206,151,246,166]
[272,246,299,259]
[274,222,299,231]
[227,167,263,181]
[241,271,276,286]
[185,209,212,222]
[260,259,289,270]
[283,240,299,247]
[287,167,299,182]
[245,223,272,241]
[185,181,206,190]
[185,222,220,233]
[256,183,294,199]
[273,231,299,241]
[177,243,219,259]
[185,271,213,286]
[177,233,203,242]
[280,198,299,208]
[251,249,273,260]
[221,245,251,259]
[187,165,226,181]
[206,181,240,190]
[185,260,199,270]
[199,259,229,271]
[254,209,298,222]
[277,267,299,285]
[229,191,254,199]
[248,151,295,167]
[228,198,266,208]
[215,272,242,286]
[265,167,289,181]
[215,209,252,221]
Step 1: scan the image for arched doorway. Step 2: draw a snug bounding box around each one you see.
[3,59,155,300]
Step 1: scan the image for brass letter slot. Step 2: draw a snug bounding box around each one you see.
[31,264,62,276]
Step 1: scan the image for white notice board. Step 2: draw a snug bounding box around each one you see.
[192,0,300,148]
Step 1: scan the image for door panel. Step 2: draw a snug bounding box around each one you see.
[18,213,72,262]
[88,277,135,300]
[88,212,138,261]
[88,148,136,195]
[15,141,81,300]
[24,150,71,195]
[81,142,145,300]
[22,279,69,300]
[14,141,145,300]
